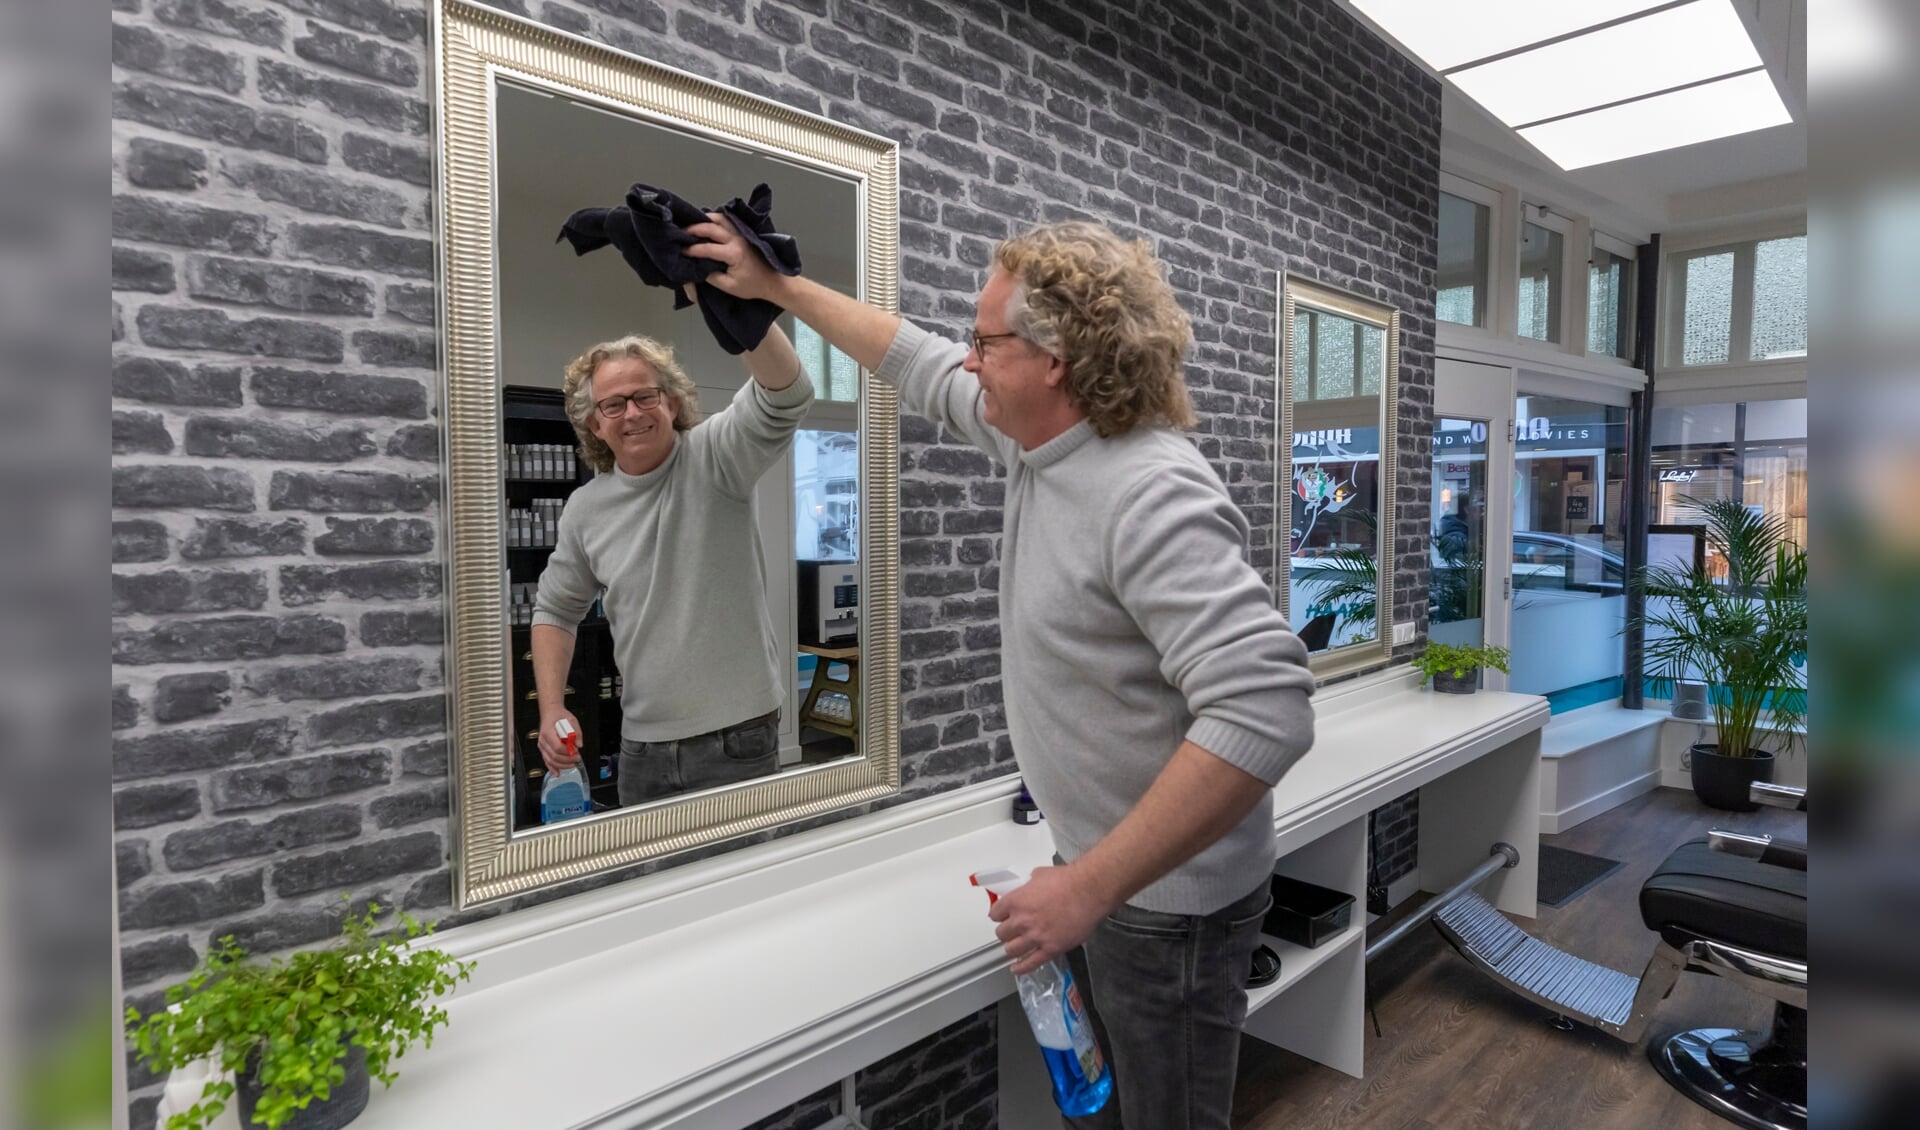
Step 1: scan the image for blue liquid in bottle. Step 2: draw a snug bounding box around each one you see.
[1025,961,1112,1117]
[1040,1042,1113,1117]
[971,868,1112,1117]
[540,765,590,824]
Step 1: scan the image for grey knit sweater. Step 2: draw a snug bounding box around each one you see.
[876,322,1315,914]
[534,374,814,741]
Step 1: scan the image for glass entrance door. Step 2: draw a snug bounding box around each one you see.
[1434,359,1514,688]
[1431,416,1489,648]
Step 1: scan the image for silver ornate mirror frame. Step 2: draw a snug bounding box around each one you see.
[1275,274,1400,680]
[433,0,901,907]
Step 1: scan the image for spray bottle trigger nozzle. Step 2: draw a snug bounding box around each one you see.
[971,867,1027,907]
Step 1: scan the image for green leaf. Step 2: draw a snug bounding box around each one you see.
[123,897,476,1130]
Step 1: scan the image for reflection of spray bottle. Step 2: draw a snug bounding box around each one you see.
[540,719,590,824]
[971,868,1112,1117]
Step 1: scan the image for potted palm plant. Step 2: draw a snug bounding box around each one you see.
[1628,497,1807,811]
[125,901,474,1130]
[1302,510,1379,643]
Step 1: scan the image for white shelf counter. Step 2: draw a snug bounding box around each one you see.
[338,668,1545,1128]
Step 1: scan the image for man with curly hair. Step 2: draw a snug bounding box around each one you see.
[690,216,1314,1127]
[530,326,813,805]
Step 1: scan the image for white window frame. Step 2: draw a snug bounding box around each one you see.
[1435,171,1646,392]
[1588,230,1639,363]
[1516,203,1574,349]
[1665,239,1752,371]
[1436,171,1506,337]
[1657,217,1808,389]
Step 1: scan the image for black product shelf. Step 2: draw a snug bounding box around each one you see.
[504,383,622,833]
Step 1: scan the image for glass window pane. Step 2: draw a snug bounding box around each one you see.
[1288,307,1384,655]
[1294,309,1383,401]
[1680,251,1735,366]
[1651,397,1808,554]
[1358,323,1383,396]
[827,344,859,401]
[795,321,859,402]
[1510,395,1628,711]
[1437,191,1489,327]
[1751,235,1807,360]
[1313,315,1356,399]
[1587,247,1634,360]
[1430,417,1488,649]
[1745,397,1807,442]
[1288,424,1382,653]
[1518,221,1563,343]
[793,428,859,560]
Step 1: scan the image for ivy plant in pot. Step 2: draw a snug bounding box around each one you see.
[1413,642,1511,694]
[125,901,475,1130]
[1627,497,1807,811]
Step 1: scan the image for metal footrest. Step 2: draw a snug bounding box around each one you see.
[1434,892,1641,1034]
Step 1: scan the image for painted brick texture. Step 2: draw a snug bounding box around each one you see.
[112,1,1438,1126]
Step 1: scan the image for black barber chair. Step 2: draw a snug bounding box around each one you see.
[1296,612,1336,652]
[1638,781,1807,1130]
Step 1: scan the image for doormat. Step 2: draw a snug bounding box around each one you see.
[1538,845,1624,908]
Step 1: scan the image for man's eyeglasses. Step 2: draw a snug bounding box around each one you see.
[595,388,666,418]
[970,330,1019,358]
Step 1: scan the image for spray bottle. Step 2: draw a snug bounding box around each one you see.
[540,718,590,824]
[971,867,1113,1117]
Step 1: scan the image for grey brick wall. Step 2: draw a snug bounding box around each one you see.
[112,0,1438,1125]
[742,1005,997,1130]
[1371,790,1420,889]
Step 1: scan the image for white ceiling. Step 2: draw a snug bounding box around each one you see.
[494,81,861,289]
[1340,0,1808,238]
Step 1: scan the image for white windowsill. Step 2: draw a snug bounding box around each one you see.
[1537,700,1665,760]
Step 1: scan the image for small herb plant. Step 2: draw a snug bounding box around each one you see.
[1412,642,1512,684]
[125,900,475,1130]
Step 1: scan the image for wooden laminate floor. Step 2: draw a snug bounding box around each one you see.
[1232,787,1805,1130]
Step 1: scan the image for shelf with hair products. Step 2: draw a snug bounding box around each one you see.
[502,385,624,828]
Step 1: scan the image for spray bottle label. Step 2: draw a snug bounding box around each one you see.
[1062,974,1104,1081]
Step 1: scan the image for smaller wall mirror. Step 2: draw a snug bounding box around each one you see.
[1276,275,1399,677]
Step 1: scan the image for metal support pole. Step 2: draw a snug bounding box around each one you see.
[1623,235,1660,708]
[1365,842,1519,964]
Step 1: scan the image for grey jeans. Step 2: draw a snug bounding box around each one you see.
[1063,877,1272,1130]
[616,709,780,806]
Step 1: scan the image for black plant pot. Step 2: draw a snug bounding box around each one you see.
[1689,743,1775,812]
[238,1040,370,1130]
[1430,669,1479,694]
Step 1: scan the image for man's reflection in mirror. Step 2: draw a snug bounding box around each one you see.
[530,326,813,804]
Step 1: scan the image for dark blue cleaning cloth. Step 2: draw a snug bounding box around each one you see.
[556,182,803,355]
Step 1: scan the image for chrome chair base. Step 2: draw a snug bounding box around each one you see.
[1649,1014,1807,1130]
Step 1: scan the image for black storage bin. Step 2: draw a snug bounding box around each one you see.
[1264,875,1355,948]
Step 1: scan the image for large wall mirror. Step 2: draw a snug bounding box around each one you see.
[434,0,900,906]
[1276,275,1399,678]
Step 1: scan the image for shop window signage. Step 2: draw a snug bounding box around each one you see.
[1436,422,1491,448]
[1520,416,1595,442]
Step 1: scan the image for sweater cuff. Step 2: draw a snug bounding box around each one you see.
[1185,691,1314,785]
[873,320,930,388]
[530,610,577,634]
[756,368,815,412]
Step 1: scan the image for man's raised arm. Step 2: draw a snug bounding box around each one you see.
[685,216,901,371]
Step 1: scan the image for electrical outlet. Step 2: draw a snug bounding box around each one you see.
[1391,621,1415,646]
